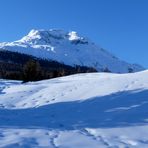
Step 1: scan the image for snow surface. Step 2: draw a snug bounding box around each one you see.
[0,70,148,147]
[0,29,144,73]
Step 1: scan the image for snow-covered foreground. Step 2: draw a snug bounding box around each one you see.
[0,71,148,147]
[1,126,148,148]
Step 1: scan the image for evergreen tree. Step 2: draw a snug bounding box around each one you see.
[23,60,42,82]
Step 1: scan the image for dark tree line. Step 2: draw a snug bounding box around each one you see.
[0,50,97,82]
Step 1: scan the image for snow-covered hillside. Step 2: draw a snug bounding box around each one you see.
[0,29,144,73]
[0,71,148,147]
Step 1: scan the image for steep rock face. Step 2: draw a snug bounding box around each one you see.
[0,29,144,73]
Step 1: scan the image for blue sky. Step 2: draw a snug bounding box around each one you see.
[0,0,147,68]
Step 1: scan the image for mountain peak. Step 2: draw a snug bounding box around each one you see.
[18,29,84,45]
[19,29,66,44]
[68,31,81,41]
[0,29,145,73]
[27,29,42,38]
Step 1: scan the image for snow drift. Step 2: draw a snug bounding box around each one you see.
[0,70,148,147]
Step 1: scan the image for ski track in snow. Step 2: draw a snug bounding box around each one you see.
[0,71,148,147]
[0,127,148,147]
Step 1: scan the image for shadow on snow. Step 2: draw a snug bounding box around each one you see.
[0,89,148,130]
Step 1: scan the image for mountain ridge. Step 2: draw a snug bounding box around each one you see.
[0,29,144,73]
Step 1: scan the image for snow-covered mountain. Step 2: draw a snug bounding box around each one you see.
[0,29,144,73]
[0,70,148,147]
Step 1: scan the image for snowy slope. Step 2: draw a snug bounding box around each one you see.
[0,70,148,109]
[0,29,144,73]
[0,71,148,147]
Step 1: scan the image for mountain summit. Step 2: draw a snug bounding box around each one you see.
[0,29,144,73]
[17,29,89,46]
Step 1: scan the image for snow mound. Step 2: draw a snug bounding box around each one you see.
[0,70,148,109]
